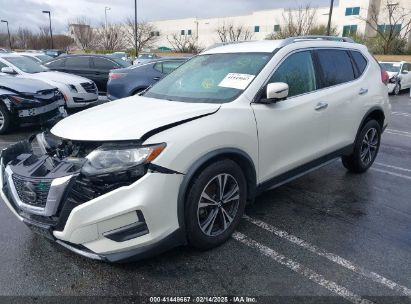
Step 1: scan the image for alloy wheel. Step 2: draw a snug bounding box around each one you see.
[360,127,379,166]
[0,111,4,130]
[197,173,240,237]
[394,83,400,95]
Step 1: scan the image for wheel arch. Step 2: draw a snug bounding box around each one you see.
[357,107,385,134]
[176,148,257,229]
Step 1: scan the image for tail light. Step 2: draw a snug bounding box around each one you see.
[109,72,126,80]
[381,69,389,85]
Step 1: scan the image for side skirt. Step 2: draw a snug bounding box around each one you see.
[256,144,353,195]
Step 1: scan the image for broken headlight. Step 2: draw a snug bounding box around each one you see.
[81,143,166,176]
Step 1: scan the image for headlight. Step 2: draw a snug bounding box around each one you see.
[67,84,78,93]
[81,143,166,176]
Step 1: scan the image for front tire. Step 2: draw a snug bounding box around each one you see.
[342,119,381,173]
[185,159,247,249]
[393,82,401,95]
[0,104,13,135]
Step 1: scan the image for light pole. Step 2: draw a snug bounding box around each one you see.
[42,10,53,49]
[105,6,111,31]
[0,20,11,50]
[134,0,138,56]
[326,0,335,36]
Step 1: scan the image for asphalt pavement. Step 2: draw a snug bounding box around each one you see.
[0,93,410,304]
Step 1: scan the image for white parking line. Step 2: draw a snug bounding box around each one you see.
[233,232,375,304]
[371,168,411,181]
[392,112,411,117]
[385,130,411,138]
[375,162,411,173]
[243,215,411,297]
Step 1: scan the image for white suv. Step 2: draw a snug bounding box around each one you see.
[0,37,391,262]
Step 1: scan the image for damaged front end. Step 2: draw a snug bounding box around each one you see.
[0,132,164,253]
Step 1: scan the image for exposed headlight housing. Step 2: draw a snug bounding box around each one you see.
[81,143,166,176]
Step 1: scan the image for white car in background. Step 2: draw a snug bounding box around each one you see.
[0,53,98,109]
[18,52,54,63]
[379,61,411,95]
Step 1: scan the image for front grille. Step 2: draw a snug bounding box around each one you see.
[81,82,97,94]
[11,175,52,208]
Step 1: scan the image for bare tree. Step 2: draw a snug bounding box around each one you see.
[15,27,33,49]
[167,33,201,53]
[266,5,317,39]
[124,17,158,54]
[54,35,74,51]
[360,0,411,54]
[215,23,253,42]
[94,23,125,51]
[69,17,94,50]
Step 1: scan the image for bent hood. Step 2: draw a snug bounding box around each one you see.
[0,76,55,94]
[26,71,91,85]
[51,96,220,141]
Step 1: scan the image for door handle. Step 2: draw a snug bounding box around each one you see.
[315,102,328,111]
[153,76,161,81]
[359,88,368,95]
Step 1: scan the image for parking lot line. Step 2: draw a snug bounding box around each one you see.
[385,131,411,138]
[243,215,411,297]
[375,162,411,173]
[371,168,411,181]
[233,232,375,304]
[391,112,411,117]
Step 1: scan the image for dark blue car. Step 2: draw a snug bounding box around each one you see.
[107,57,188,100]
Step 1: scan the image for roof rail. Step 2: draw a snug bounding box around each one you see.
[203,40,258,51]
[279,35,355,48]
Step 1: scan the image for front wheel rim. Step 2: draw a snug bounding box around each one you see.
[360,127,379,166]
[197,173,240,237]
[0,111,4,130]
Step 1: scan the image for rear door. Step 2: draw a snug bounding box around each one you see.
[90,57,121,93]
[314,48,367,151]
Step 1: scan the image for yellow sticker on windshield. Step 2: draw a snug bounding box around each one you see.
[201,78,215,89]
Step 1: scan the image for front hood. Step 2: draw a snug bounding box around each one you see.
[51,96,220,141]
[27,71,90,85]
[0,76,55,94]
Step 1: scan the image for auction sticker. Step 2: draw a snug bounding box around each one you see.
[218,73,255,90]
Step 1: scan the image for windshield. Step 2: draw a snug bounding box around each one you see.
[35,54,53,62]
[145,53,272,103]
[139,54,155,59]
[112,57,131,67]
[380,62,401,73]
[4,56,49,73]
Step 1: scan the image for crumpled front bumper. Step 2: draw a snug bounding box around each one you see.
[0,141,185,262]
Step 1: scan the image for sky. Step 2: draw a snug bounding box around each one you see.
[0,0,335,34]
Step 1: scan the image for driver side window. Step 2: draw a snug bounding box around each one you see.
[268,51,317,98]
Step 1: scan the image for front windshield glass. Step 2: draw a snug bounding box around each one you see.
[380,62,401,73]
[145,52,272,103]
[5,56,49,73]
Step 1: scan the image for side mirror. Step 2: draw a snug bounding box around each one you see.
[266,82,289,102]
[1,67,17,75]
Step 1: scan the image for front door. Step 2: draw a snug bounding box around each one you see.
[251,50,330,184]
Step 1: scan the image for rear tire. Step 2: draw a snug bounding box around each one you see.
[342,119,381,173]
[185,159,247,249]
[0,103,13,135]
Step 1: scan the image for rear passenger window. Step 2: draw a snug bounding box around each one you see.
[316,49,355,88]
[93,58,118,70]
[350,51,368,76]
[65,57,90,68]
[269,51,317,97]
[46,58,65,68]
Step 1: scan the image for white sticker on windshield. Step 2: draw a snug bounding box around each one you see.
[218,73,255,90]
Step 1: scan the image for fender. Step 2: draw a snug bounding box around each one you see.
[176,147,257,231]
[354,106,386,142]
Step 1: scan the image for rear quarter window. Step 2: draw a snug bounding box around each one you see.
[350,51,368,77]
[315,49,356,88]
